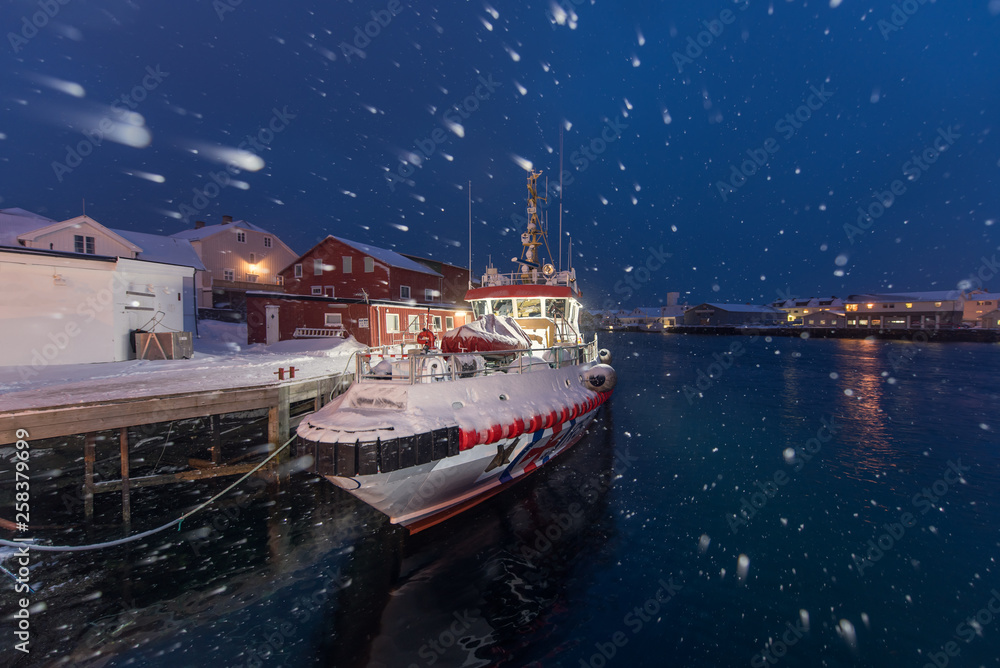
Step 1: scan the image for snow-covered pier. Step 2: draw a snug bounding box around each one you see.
[0,324,361,525]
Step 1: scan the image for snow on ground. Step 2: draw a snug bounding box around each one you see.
[0,321,366,412]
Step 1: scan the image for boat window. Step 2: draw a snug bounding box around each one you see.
[493,299,514,317]
[472,301,487,318]
[517,298,542,318]
[546,298,567,320]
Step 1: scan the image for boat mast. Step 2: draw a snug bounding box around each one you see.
[558,126,564,273]
[468,180,472,289]
[517,170,545,279]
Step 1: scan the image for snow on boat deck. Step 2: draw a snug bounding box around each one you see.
[0,322,364,412]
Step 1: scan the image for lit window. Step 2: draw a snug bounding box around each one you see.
[866,303,874,309]
[311,286,322,295]
[223,269,234,281]
[364,256,374,273]
[846,304,858,312]
[325,313,343,327]
[294,264,302,278]
[400,285,411,300]
[236,231,246,243]
[935,301,942,307]
[276,275,284,286]
[313,259,323,276]
[905,303,913,308]
[264,236,272,248]
[343,256,352,273]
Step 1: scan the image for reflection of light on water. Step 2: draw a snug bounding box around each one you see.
[830,339,902,484]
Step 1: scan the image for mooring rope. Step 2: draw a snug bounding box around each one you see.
[0,435,296,553]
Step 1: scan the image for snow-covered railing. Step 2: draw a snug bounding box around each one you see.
[355,337,599,385]
[293,327,347,338]
[481,269,575,289]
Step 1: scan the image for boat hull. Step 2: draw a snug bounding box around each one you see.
[323,400,605,531]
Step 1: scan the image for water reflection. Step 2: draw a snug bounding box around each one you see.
[366,405,618,667]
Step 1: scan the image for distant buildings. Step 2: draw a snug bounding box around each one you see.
[843,291,966,330]
[683,303,785,327]
[771,297,844,324]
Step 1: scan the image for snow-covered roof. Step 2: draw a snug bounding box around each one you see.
[848,291,965,303]
[111,229,206,270]
[0,208,55,247]
[329,236,442,277]
[660,305,688,317]
[694,303,784,314]
[773,297,843,309]
[171,219,275,241]
[17,215,143,253]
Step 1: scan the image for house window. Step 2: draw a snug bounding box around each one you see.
[236,231,246,243]
[386,313,400,332]
[325,286,334,297]
[294,264,303,278]
[276,275,284,286]
[249,252,256,264]
[263,236,272,248]
[432,315,442,330]
[311,286,323,295]
[905,303,913,308]
[343,256,352,273]
[935,301,943,307]
[400,285,411,300]
[407,315,420,333]
[314,259,323,275]
[364,257,374,272]
[446,316,454,329]
[223,269,235,281]
[74,235,95,254]
[425,289,436,302]
[324,313,343,327]
[247,274,258,283]
[845,304,858,312]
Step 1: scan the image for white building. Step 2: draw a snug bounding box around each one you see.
[0,247,195,371]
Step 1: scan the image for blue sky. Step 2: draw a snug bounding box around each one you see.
[2,0,999,308]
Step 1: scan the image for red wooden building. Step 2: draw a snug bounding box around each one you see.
[246,236,471,346]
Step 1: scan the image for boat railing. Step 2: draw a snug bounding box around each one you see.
[481,269,576,289]
[354,337,600,385]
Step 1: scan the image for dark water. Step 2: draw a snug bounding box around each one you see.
[4,332,1000,668]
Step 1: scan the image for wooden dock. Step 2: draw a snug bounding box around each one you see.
[0,373,352,525]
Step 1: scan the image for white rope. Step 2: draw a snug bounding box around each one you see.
[0,435,296,553]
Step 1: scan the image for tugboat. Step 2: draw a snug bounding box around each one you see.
[295,169,616,532]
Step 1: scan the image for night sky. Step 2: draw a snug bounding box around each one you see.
[2,0,999,309]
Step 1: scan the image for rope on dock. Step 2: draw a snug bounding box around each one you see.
[0,435,296,553]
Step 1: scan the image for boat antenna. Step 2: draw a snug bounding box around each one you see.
[558,125,564,272]
[467,180,472,289]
